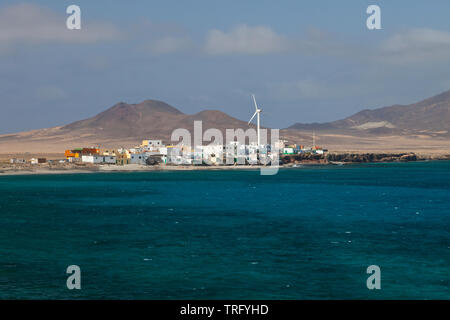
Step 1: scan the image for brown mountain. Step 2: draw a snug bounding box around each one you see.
[0,100,252,153]
[62,100,186,139]
[288,90,450,136]
[1,91,450,155]
[62,100,254,139]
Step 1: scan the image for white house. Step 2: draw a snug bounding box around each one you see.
[141,139,164,152]
[283,147,295,154]
[82,155,116,164]
[199,145,223,165]
[130,153,147,165]
[248,153,258,164]
[148,140,162,147]
[10,158,26,164]
[224,142,239,164]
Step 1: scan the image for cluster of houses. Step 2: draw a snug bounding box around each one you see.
[62,139,327,166]
[64,140,165,165]
[7,138,326,167]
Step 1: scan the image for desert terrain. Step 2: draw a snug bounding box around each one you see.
[0,90,449,159]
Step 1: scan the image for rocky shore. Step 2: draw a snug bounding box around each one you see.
[282,152,450,165]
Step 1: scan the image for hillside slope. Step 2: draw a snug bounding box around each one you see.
[0,100,251,153]
[288,90,450,136]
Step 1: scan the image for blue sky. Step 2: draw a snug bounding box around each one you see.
[1,1,450,133]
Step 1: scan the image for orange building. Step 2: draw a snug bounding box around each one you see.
[65,147,100,159]
[65,150,80,159]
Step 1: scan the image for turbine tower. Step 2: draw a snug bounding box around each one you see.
[248,94,262,146]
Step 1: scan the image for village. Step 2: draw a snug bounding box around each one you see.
[8,138,327,167]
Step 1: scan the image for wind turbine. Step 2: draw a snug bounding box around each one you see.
[248,94,262,146]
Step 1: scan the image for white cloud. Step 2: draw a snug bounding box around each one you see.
[380,28,450,63]
[204,25,289,55]
[0,3,122,50]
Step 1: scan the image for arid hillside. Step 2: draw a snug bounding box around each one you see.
[1,91,450,155]
[289,90,450,137]
[0,100,252,153]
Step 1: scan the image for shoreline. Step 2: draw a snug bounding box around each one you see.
[0,164,273,176]
[1,159,449,176]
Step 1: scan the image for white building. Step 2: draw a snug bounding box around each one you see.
[283,147,295,154]
[141,139,164,152]
[199,145,223,165]
[148,140,162,147]
[82,155,116,164]
[10,158,26,164]
[224,142,239,164]
[130,153,147,165]
[248,153,258,164]
[166,146,193,165]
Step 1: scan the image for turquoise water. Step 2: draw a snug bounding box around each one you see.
[0,161,449,299]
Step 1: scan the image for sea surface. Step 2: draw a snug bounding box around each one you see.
[0,161,449,299]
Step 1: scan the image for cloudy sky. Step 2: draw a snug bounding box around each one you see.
[1,0,450,133]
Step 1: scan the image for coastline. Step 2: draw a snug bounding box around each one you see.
[0,164,271,176]
[1,158,450,176]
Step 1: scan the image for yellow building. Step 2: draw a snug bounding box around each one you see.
[116,151,131,165]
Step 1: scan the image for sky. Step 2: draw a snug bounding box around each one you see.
[1,0,450,133]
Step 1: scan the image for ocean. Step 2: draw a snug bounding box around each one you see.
[0,161,449,299]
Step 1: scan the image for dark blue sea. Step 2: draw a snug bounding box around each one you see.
[0,161,449,299]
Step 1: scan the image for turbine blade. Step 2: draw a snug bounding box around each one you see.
[252,94,258,111]
[248,111,257,124]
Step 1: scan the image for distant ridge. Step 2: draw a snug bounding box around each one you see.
[288,90,450,136]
